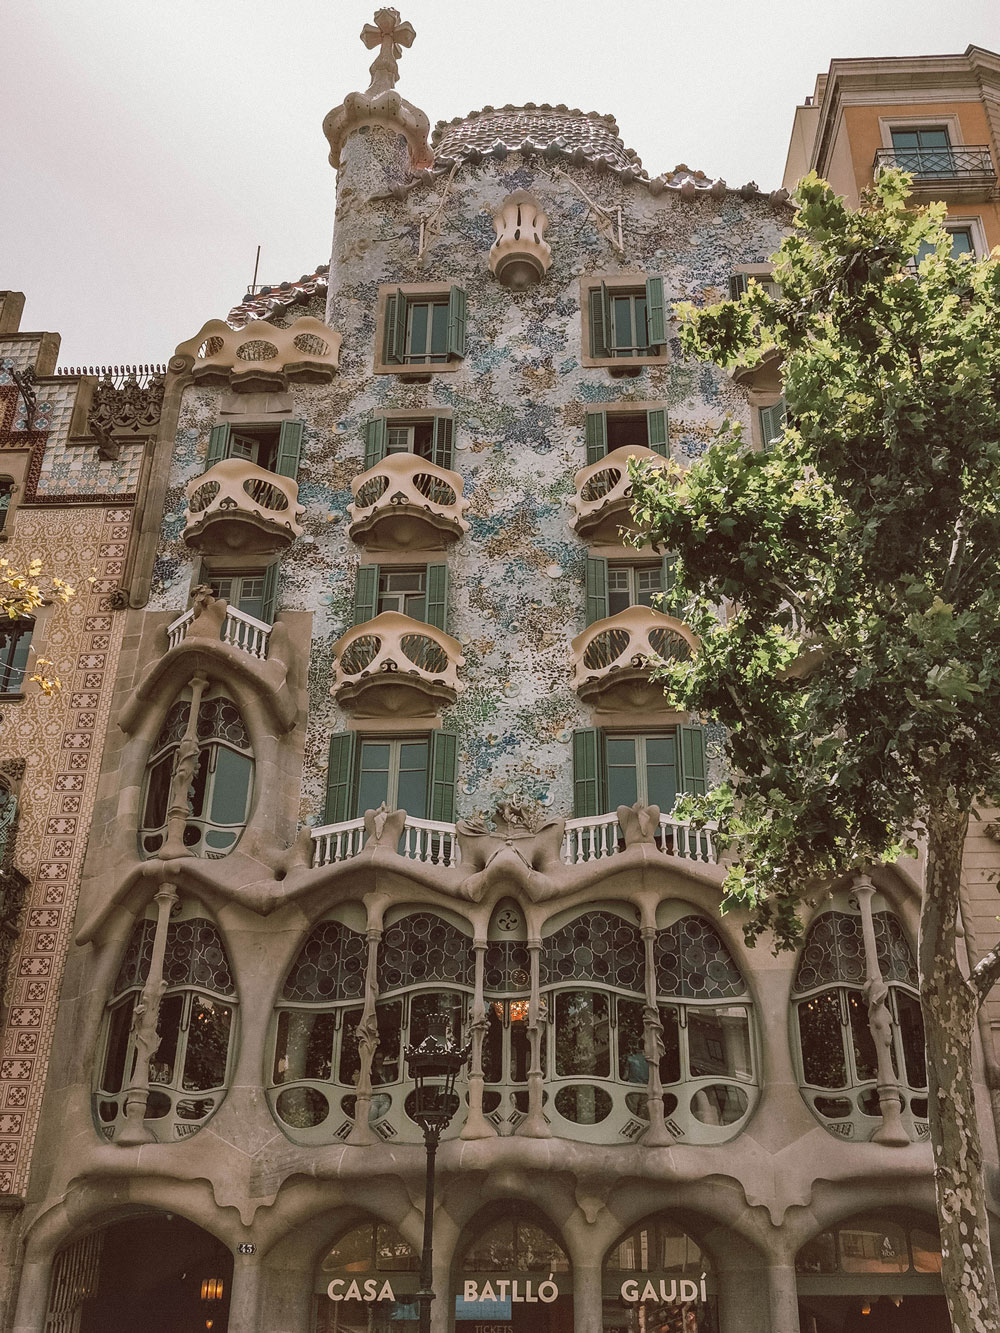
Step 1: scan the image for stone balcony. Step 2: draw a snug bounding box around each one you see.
[347,452,470,550]
[171,315,342,392]
[167,603,272,660]
[570,605,698,711]
[570,446,671,543]
[184,457,305,554]
[331,611,465,717]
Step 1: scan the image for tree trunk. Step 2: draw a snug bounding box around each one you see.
[919,804,1000,1330]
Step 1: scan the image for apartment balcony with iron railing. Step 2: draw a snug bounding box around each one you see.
[570,446,670,543]
[167,604,272,660]
[309,808,716,870]
[347,452,470,549]
[873,145,997,200]
[184,457,305,554]
[571,605,698,711]
[331,611,465,717]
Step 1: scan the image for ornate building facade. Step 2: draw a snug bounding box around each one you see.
[4,18,999,1333]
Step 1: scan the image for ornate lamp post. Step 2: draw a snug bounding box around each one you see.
[404,1031,471,1333]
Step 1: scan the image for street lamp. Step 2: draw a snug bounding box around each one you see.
[404,1030,471,1333]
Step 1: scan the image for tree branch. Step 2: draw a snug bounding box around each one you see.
[971,941,1000,1008]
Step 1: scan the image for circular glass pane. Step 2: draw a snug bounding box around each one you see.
[276,1086,329,1128]
[554,1084,613,1124]
[689,1084,748,1125]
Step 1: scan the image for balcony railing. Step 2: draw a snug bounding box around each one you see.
[570,446,670,542]
[184,457,305,554]
[310,809,716,869]
[167,604,272,660]
[332,611,465,716]
[348,452,470,549]
[571,605,697,710]
[562,811,716,864]
[873,146,996,196]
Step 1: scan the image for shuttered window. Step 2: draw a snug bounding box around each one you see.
[352,564,449,630]
[584,407,669,462]
[383,288,468,366]
[322,731,457,824]
[759,399,787,453]
[363,415,454,469]
[572,725,707,815]
[588,278,666,359]
[204,421,303,478]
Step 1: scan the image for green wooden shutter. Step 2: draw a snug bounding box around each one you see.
[353,565,379,625]
[324,732,357,825]
[572,728,606,817]
[428,730,458,823]
[661,553,679,616]
[729,274,749,300]
[645,276,666,347]
[206,424,231,468]
[431,416,454,469]
[425,564,449,631]
[678,724,707,798]
[275,420,303,479]
[589,285,608,357]
[260,561,280,625]
[585,411,608,464]
[364,417,388,470]
[646,408,669,457]
[586,557,609,626]
[446,286,467,359]
[384,290,407,364]
[759,399,787,453]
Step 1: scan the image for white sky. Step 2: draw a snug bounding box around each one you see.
[3,0,999,367]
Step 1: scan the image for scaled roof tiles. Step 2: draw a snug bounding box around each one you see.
[432,104,643,174]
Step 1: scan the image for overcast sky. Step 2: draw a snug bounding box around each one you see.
[3,0,998,367]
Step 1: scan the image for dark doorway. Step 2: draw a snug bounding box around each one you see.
[66,1213,233,1333]
[797,1293,950,1332]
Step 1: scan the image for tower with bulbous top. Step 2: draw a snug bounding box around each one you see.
[322,9,431,325]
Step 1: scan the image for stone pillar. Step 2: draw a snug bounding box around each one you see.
[228,1254,264,1333]
[348,922,382,1145]
[640,920,673,1145]
[11,1255,51,1333]
[853,873,908,1145]
[117,880,178,1145]
[572,1262,602,1333]
[517,935,549,1137]
[430,1254,451,1333]
[462,936,495,1139]
[767,1263,801,1333]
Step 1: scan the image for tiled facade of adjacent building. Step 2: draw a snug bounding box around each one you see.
[3,22,999,1333]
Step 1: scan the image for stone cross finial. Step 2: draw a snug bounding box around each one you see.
[361,8,416,95]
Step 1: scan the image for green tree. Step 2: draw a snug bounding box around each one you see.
[630,170,1000,1332]
[1,556,73,695]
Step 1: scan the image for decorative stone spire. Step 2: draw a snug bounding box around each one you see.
[322,7,432,170]
[361,8,416,95]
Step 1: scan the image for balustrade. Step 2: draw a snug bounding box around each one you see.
[167,604,272,660]
[571,445,670,542]
[184,457,305,554]
[571,605,697,710]
[348,451,470,549]
[332,610,464,716]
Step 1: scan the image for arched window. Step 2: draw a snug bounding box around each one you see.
[269,910,369,1142]
[314,1220,419,1333]
[604,1214,717,1331]
[792,896,927,1141]
[455,1210,572,1330]
[0,616,34,696]
[796,1210,947,1330]
[268,908,475,1145]
[139,687,254,858]
[482,899,533,1131]
[94,902,237,1141]
[652,908,758,1143]
[0,478,14,535]
[542,907,647,1141]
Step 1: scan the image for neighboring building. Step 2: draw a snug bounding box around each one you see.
[5,22,997,1333]
[783,45,1000,255]
[0,293,165,1315]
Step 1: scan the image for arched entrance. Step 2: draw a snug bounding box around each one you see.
[46,1212,233,1333]
[453,1209,572,1331]
[603,1214,717,1331]
[795,1210,949,1331]
[312,1218,420,1332]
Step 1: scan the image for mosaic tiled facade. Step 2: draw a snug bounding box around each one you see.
[7,26,1000,1333]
